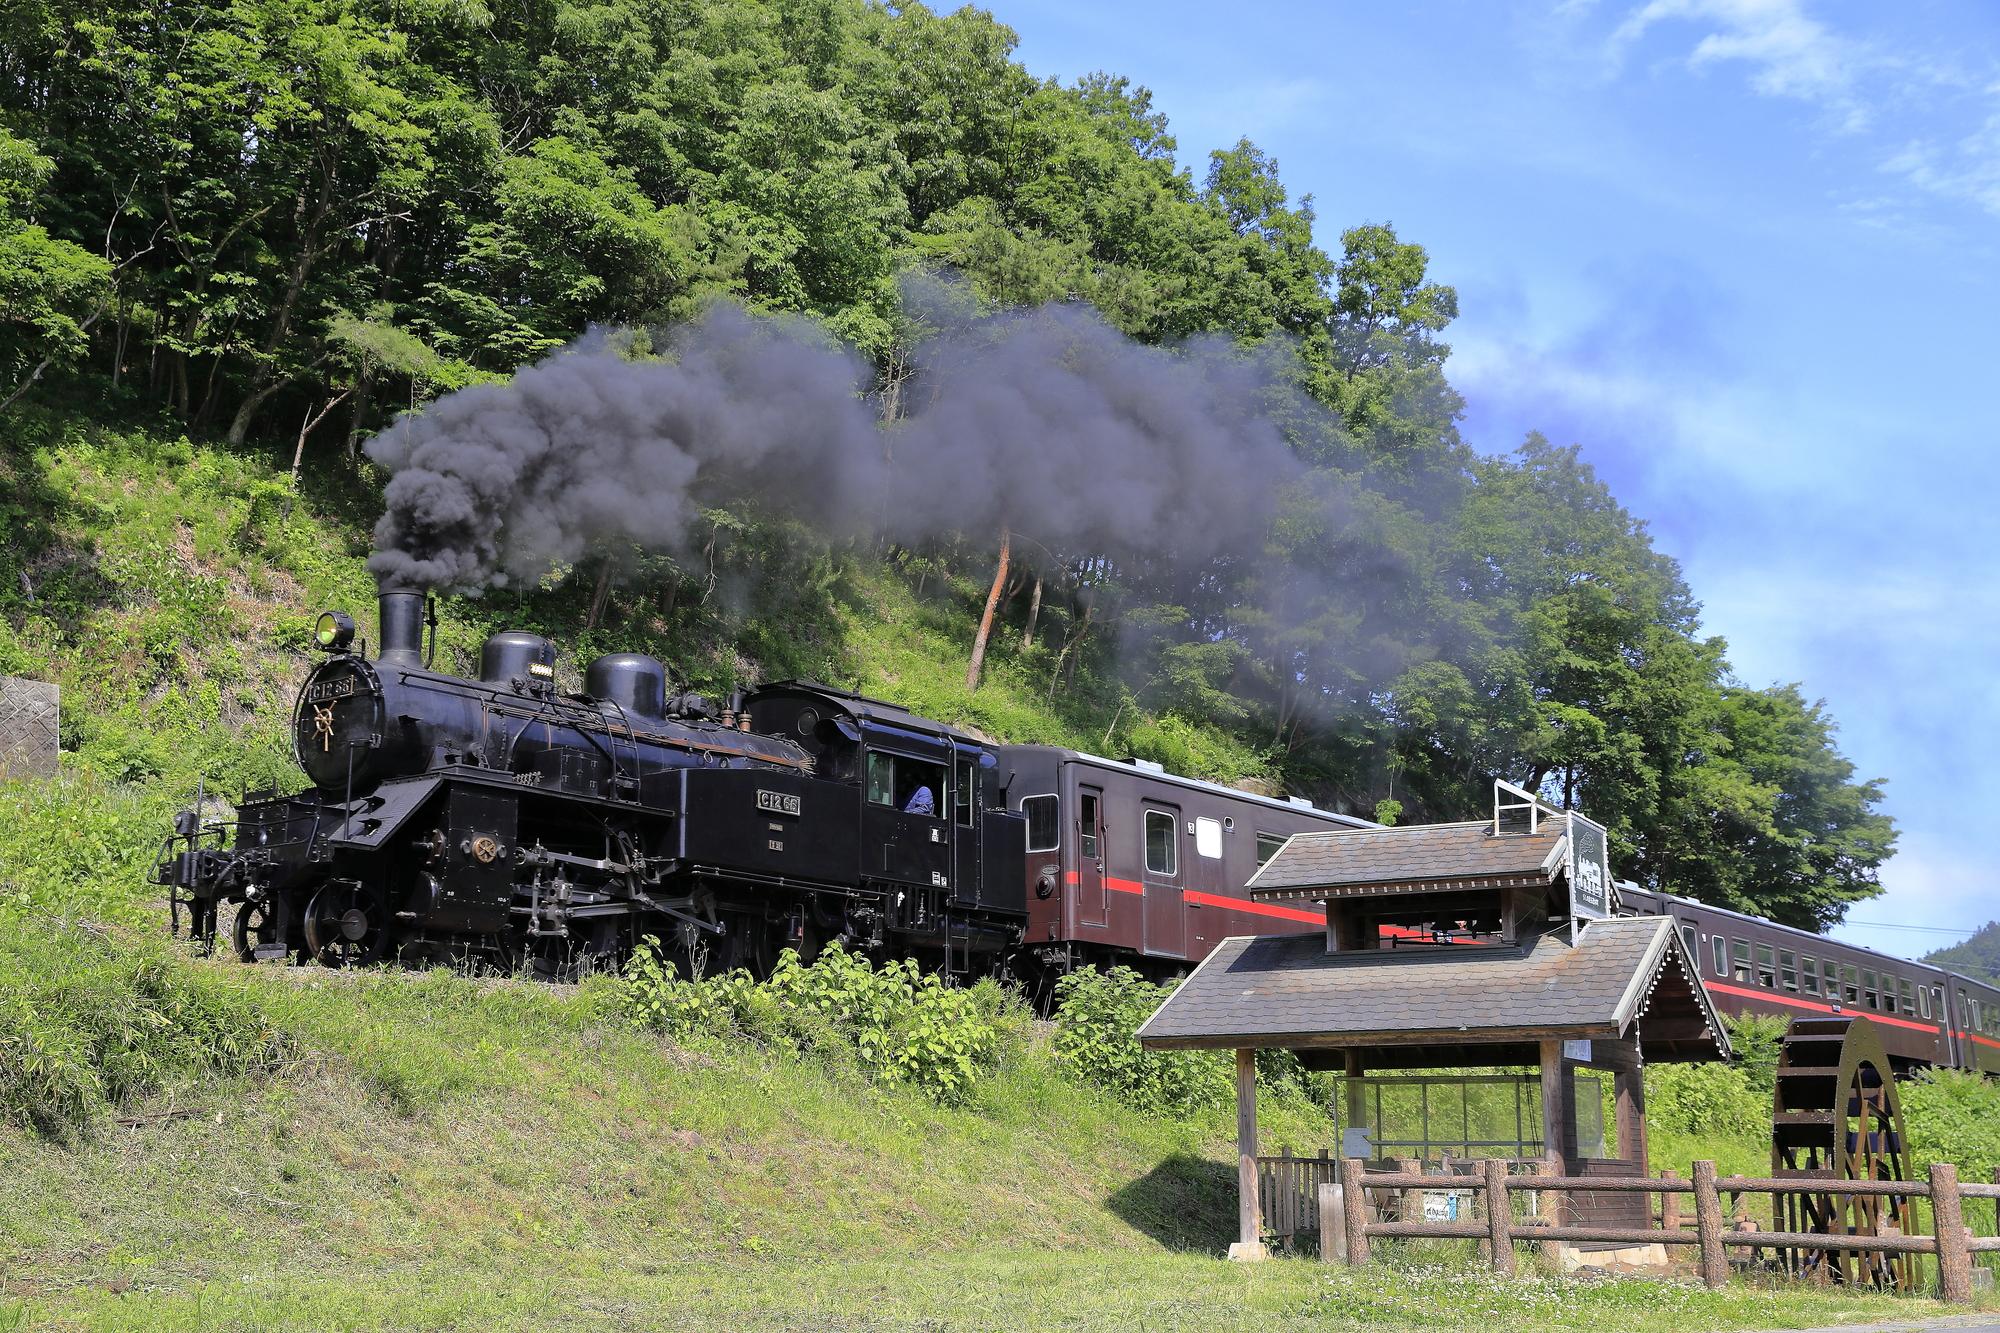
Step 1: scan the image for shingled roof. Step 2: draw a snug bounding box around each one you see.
[1246,820,1566,902]
[1136,916,1728,1065]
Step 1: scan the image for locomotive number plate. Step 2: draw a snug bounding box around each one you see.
[306,675,357,703]
[756,789,801,816]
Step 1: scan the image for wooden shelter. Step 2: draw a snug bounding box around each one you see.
[1136,783,1730,1259]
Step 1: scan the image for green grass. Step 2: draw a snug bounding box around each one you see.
[0,949,1984,1332]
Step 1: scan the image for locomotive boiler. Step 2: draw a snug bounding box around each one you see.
[155,588,1027,976]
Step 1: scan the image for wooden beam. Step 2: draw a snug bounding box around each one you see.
[1231,1048,1264,1261]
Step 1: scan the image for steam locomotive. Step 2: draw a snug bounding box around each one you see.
[155,588,1029,977]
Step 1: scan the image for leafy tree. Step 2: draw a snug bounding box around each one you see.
[0,129,110,410]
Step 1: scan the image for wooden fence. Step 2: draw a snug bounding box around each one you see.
[1294,1156,2000,1305]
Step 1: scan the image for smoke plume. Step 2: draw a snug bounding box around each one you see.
[366,297,1322,593]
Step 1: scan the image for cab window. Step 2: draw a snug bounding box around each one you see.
[1022,795,1058,852]
[1712,936,1727,977]
[1144,810,1178,877]
[866,752,943,815]
[954,759,975,827]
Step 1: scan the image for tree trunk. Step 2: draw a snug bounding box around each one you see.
[291,387,353,480]
[965,526,1011,692]
[1019,573,1043,650]
[586,558,615,629]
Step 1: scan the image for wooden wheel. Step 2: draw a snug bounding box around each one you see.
[1771,1016,1915,1290]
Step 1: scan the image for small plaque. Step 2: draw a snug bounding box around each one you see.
[756,789,800,816]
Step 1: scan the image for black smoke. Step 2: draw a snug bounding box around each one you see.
[365,297,1323,594]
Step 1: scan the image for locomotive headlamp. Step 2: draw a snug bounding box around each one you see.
[528,662,555,679]
[314,610,357,652]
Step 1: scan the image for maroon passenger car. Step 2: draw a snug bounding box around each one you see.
[997,746,1372,983]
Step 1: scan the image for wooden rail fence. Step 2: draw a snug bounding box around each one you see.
[1285,1156,1999,1304]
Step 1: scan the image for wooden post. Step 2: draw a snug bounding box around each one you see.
[1231,1048,1263,1261]
[1660,1168,1682,1232]
[1343,1050,1366,1153]
[1396,1157,1422,1223]
[1320,1183,1346,1265]
[1340,1157,1370,1267]
[1535,1158,1561,1268]
[1484,1156,1516,1276]
[1932,1162,1972,1304]
[1693,1159,1728,1289]
[1536,1040,1568,1160]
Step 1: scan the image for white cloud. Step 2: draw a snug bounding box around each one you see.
[1599,1,2000,218]
[1612,0,1864,124]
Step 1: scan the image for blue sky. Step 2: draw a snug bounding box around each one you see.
[997,0,2000,959]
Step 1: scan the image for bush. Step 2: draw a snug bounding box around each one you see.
[0,923,291,1141]
[1901,1068,2000,1180]
[1050,966,1231,1117]
[618,941,1006,1105]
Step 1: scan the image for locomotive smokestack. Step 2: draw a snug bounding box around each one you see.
[377,585,425,667]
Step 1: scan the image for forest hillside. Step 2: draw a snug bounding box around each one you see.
[0,0,1896,932]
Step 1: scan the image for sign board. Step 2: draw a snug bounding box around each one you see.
[1423,1191,1471,1223]
[1341,1127,1374,1159]
[1566,811,1612,922]
[1562,1039,1593,1063]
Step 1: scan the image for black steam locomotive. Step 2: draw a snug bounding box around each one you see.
[155,589,1025,976]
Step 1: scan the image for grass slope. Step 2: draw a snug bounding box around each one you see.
[0,954,1971,1331]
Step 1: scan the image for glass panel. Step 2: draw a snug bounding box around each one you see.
[1920,985,1932,1020]
[1256,832,1286,868]
[1778,950,1798,993]
[954,760,975,827]
[1022,795,1058,852]
[1901,979,1916,1016]
[866,752,895,807]
[1079,793,1100,860]
[1731,939,1753,984]
[1862,969,1879,1010]
[1841,965,1860,1005]
[1144,810,1177,877]
[1756,944,1777,988]
[1681,926,1697,960]
[1713,936,1727,977]
[1802,956,1820,995]
[1194,817,1223,860]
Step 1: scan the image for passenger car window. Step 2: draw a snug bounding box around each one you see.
[1713,936,1727,977]
[1920,985,1932,1020]
[1680,926,1697,961]
[1194,817,1223,860]
[1731,939,1752,984]
[1021,795,1058,852]
[1144,810,1177,877]
[1841,965,1860,1005]
[1900,979,1916,1016]
[1079,793,1100,860]
[1802,957,1820,995]
[1756,944,1776,989]
[1862,969,1879,1010]
[1778,950,1798,992]
[1256,832,1286,868]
